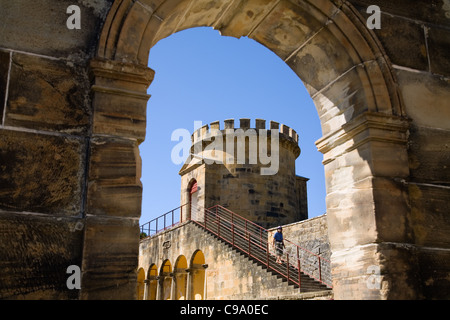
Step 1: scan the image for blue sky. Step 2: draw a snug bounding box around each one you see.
[139,27,326,226]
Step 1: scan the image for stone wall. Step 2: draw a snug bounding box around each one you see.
[269,215,331,285]
[0,0,449,299]
[349,0,450,299]
[139,221,328,300]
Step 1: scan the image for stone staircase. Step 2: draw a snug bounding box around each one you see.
[190,205,333,296]
[190,222,332,299]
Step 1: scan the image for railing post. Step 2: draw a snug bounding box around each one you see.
[267,243,270,270]
[248,233,251,256]
[318,256,322,282]
[259,229,262,248]
[232,224,235,247]
[218,215,220,238]
[297,247,301,289]
[287,254,290,282]
[204,208,207,229]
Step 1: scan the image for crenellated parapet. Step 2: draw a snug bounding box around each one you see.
[191,118,300,158]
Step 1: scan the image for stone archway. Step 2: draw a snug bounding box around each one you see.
[174,255,188,300]
[84,0,415,299]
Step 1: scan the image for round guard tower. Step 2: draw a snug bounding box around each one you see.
[179,119,308,229]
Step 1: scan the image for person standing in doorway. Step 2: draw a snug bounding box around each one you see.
[273,226,285,264]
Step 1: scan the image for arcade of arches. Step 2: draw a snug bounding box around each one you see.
[137,251,206,300]
[0,0,449,300]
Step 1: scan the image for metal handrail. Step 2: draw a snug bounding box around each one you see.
[194,204,332,288]
[140,204,189,238]
[139,203,332,289]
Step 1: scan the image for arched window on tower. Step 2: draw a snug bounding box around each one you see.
[188,179,198,221]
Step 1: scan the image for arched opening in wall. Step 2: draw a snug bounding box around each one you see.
[139,27,326,227]
[190,250,206,300]
[188,179,198,221]
[136,268,145,300]
[93,0,407,299]
[147,264,158,300]
[160,260,173,300]
[174,255,188,300]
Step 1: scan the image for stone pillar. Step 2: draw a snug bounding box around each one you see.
[80,58,155,299]
[143,279,149,300]
[316,112,419,299]
[203,264,208,300]
[156,276,163,301]
[173,270,189,300]
[170,273,179,300]
[186,268,193,300]
[147,276,158,300]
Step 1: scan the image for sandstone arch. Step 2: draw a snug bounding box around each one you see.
[86,0,413,299]
[159,259,173,300]
[147,264,159,300]
[174,255,188,300]
[2,0,448,301]
[190,250,206,300]
[94,0,403,135]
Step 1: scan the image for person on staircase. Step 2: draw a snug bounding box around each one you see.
[273,226,285,264]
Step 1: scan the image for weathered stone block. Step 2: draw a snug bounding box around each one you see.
[372,177,411,243]
[87,136,142,218]
[5,53,90,134]
[81,215,140,300]
[331,242,421,300]
[417,247,450,299]
[356,7,429,71]
[427,27,450,76]
[326,187,378,250]
[89,59,154,140]
[408,125,450,184]
[0,213,83,299]
[0,0,109,58]
[314,67,371,135]
[287,25,355,95]
[0,129,85,216]
[216,0,278,38]
[396,69,450,130]
[251,0,326,61]
[409,183,450,248]
[349,0,450,27]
